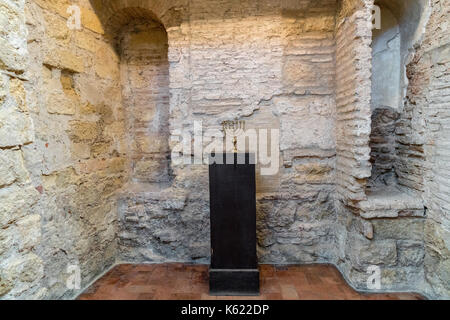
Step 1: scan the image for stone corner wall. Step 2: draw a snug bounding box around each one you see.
[415,0,450,300]
[2,0,130,300]
[334,0,428,294]
[0,0,44,299]
[334,0,449,299]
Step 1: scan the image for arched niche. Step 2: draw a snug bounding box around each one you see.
[368,0,430,190]
[100,6,172,184]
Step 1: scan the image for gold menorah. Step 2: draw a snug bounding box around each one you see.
[222,120,246,153]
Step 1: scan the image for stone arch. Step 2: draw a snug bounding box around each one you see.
[89,0,187,34]
[89,2,178,184]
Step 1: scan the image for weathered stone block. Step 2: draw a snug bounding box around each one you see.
[46,92,77,115]
[95,44,119,79]
[33,0,71,17]
[44,49,85,73]
[0,268,13,296]
[44,11,69,42]
[16,214,41,251]
[0,185,39,227]
[9,78,27,112]
[348,236,397,270]
[81,6,104,34]
[0,226,13,256]
[134,160,168,182]
[0,73,8,104]
[0,2,27,72]
[294,162,333,185]
[0,149,29,187]
[372,218,424,241]
[6,253,44,283]
[75,31,100,52]
[398,240,424,267]
[0,106,34,147]
[69,120,99,142]
[71,142,90,159]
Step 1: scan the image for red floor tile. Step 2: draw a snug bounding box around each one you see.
[77,264,424,300]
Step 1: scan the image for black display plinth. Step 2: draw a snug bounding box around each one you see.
[208,153,260,296]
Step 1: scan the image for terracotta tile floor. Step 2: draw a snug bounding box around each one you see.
[77,264,424,300]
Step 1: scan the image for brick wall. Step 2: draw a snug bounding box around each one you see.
[414,0,450,299]
[335,0,373,204]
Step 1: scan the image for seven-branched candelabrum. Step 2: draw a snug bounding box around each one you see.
[222,120,246,153]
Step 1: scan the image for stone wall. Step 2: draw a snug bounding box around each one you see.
[1,0,128,299]
[0,0,43,299]
[24,0,129,299]
[407,0,450,299]
[0,0,449,300]
[114,0,339,265]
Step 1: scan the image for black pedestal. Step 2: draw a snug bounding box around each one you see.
[208,153,260,296]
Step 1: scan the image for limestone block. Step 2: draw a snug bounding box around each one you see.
[32,287,48,300]
[80,6,104,34]
[79,102,96,115]
[0,2,28,72]
[281,115,335,151]
[69,120,99,142]
[380,267,424,290]
[0,149,29,187]
[349,236,397,270]
[75,157,125,175]
[294,162,333,185]
[40,129,72,176]
[372,218,424,241]
[134,160,168,182]
[299,15,336,32]
[0,226,13,256]
[398,240,424,267]
[258,201,297,228]
[46,92,77,115]
[104,122,125,140]
[44,49,85,73]
[44,11,69,42]
[6,253,44,283]
[33,0,71,17]
[424,220,450,259]
[0,105,34,147]
[16,214,41,251]
[71,142,90,159]
[95,43,119,79]
[0,73,8,104]
[0,268,13,296]
[135,135,165,154]
[0,185,39,227]
[9,78,27,112]
[75,31,100,52]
